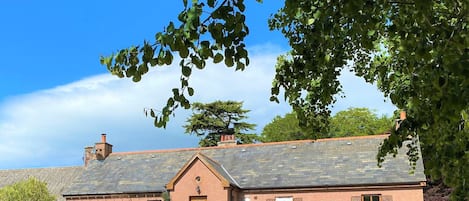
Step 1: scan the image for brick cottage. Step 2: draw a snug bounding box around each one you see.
[1,134,426,201]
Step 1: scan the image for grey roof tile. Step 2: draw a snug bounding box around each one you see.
[0,166,83,201]
[63,135,426,195]
[196,153,239,187]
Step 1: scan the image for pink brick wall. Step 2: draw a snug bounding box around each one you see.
[241,188,423,201]
[65,187,423,201]
[170,159,229,201]
[65,195,163,201]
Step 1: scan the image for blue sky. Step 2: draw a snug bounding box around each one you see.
[0,1,395,169]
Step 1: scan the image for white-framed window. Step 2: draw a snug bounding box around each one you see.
[275,197,293,201]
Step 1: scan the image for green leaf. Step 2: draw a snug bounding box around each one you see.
[182,65,192,77]
[149,58,158,66]
[164,51,173,65]
[178,11,187,22]
[225,57,234,67]
[325,54,330,62]
[138,63,149,74]
[213,53,223,63]
[167,97,175,106]
[126,66,137,77]
[167,22,175,33]
[179,47,189,58]
[237,0,245,12]
[313,10,321,19]
[236,61,245,70]
[188,87,194,96]
[132,74,141,82]
[181,79,189,87]
[172,88,179,96]
[207,0,215,7]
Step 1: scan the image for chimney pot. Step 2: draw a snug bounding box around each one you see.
[101,133,107,143]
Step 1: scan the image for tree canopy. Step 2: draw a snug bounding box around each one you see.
[269,1,467,198]
[329,108,393,137]
[261,108,393,142]
[0,177,55,201]
[261,111,310,142]
[101,0,468,199]
[183,100,257,147]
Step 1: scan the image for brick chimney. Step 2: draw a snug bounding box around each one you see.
[95,133,113,160]
[217,129,237,146]
[83,146,95,166]
[83,134,113,166]
[400,111,407,120]
[395,110,407,130]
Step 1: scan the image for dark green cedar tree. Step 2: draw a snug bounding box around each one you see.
[183,100,257,147]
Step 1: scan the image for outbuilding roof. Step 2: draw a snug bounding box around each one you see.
[63,134,426,196]
[0,166,83,201]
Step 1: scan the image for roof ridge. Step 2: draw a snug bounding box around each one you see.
[110,134,390,156]
[314,133,389,142]
[195,152,222,166]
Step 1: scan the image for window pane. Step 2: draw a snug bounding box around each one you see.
[372,196,380,201]
[363,196,371,201]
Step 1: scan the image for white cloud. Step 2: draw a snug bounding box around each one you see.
[0,44,395,169]
[333,70,396,116]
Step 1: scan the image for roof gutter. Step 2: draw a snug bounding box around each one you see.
[241,181,426,193]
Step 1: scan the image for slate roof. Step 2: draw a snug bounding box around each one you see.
[0,166,83,201]
[63,135,426,196]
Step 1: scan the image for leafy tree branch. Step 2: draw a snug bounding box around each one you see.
[101,0,259,128]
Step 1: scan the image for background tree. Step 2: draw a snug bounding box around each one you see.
[0,177,55,201]
[261,111,310,142]
[329,108,393,137]
[183,100,257,147]
[101,0,468,199]
[261,108,392,142]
